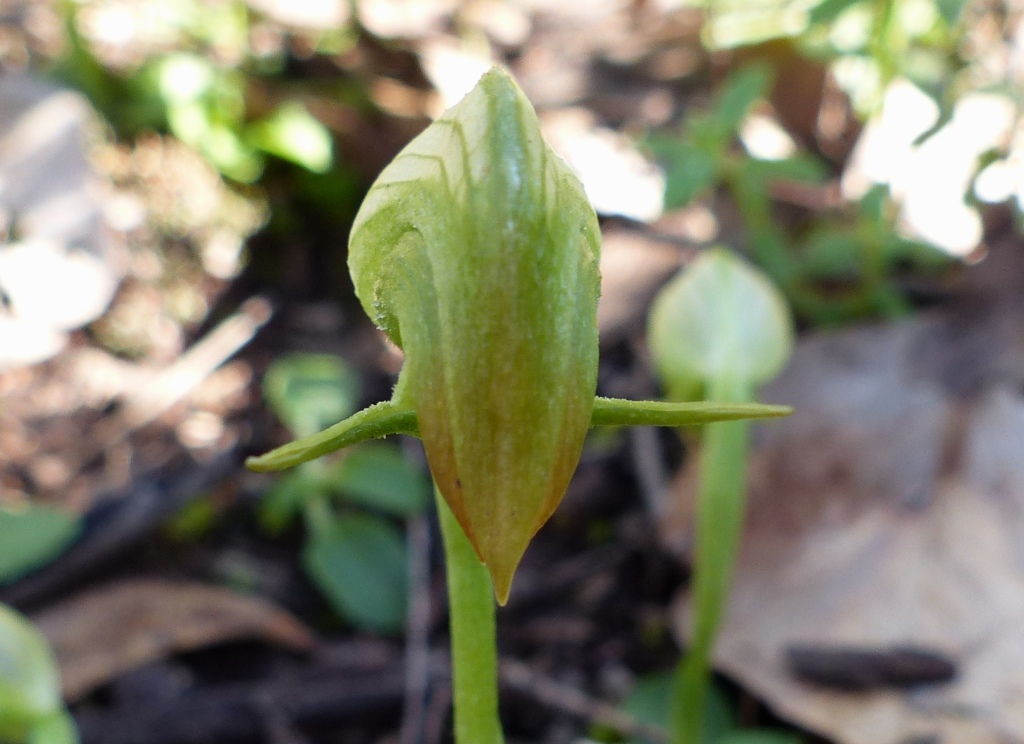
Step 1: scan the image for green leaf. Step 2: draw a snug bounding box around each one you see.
[719,732,803,744]
[807,0,867,25]
[326,445,429,516]
[647,248,794,398]
[703,2,813,48]
[258,471,322,533]
[647,138,721,209]
[706,66,772,144]
[262,353,360,438]
[883,235,950,271]
[200,122,264,183]
[740,155,828,186]
[621,671,734,744]
[247,103,334,173]
[934,0,966,26]
[800,226,862,279]
[165,496,219,541]
[0,506,81,584]
[154,53,214,105]
[0,605,64,740]
[302,513,408,634]
[623,672,672,732]
[347,67,601,602]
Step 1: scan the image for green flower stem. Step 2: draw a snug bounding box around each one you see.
[436,487,505,744]
[671,375,753,744]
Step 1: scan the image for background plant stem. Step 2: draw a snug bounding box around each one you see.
[672,375,752,744]
[436,488,505,744]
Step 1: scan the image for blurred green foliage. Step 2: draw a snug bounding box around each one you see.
[693,0,966,114]
[53,0,341,183]
[0,507,81,586]
[259,353,429,634]
[591,670,802,744]
[647,63,949,324]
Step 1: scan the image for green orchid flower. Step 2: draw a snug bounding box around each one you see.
[247,68,789,604]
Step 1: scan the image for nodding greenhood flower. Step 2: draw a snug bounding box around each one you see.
[247,68,789,603]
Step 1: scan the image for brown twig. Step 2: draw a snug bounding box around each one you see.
[628,425,672,520]
[76,296,273,472]
[77,667,410,744]
[421,684,452,744]
[499,657,669,743]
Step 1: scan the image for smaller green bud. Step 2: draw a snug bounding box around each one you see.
[648,247,794,400]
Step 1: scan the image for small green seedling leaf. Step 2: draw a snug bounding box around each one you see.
[936,0,966,25]
[165,496,219,542]
[0,604,74,743]
[648,248,794,402]
[154,53,214,105]
[258,471,321,533]
[703,66,772,148]
[618,671,737,744]
[800,226,862,279]
[247,104,333,173]
[647,138,721,210]
[719,732,803,744]
[302,513,408,634]
[263,353,359,438]
[0,506,81,585]
[325,445,430,517]
[738,155,827,187]
[808,0,867,25]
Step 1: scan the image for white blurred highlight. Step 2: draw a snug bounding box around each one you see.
[844,79,1015,257]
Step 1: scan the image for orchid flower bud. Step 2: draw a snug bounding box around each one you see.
[247,68,790,603]
[348,68,600,602]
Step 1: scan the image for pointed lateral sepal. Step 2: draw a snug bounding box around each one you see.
[590,396,791,428]
[245,401,418,472]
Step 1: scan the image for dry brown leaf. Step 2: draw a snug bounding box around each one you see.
[33,579,315,701]
[662,245,1024,743]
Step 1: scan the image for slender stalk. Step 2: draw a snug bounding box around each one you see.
[436,488,505,744]
[671,375,752,744]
